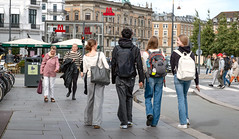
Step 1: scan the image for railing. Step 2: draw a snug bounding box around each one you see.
[30,0,40,5]
[0,23,41,30]
[31,24,40,29]
[47,9,66,14]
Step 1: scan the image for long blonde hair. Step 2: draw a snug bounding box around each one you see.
[145,36,159,51]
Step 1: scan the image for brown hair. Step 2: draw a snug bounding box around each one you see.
[145,36,158,51]
[178,34,189,46]
[50,46,57,50]
[85,39,97,51]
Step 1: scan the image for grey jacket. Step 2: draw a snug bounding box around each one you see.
[212,58,219,70]
[219,58,225,71]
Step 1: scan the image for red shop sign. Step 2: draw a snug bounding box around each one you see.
[103,7,115,16]
[55,25,66,32]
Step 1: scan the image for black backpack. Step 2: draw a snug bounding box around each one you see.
[116,45,135,78]
[224,57,231,70]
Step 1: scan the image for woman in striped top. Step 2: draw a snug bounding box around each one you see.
[63,44,83,100]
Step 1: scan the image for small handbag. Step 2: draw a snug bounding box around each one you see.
[91,52,110,85]
[37,78,43,94]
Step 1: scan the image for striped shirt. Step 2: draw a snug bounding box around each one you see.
[63,51,83,68]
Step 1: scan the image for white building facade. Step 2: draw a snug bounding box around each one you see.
[41,0,66,43]
[0,0,44,55]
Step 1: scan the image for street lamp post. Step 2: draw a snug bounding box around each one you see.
[9,0,11,42]
[171,0,174,55]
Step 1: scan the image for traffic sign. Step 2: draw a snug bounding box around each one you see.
[196,49,202,55]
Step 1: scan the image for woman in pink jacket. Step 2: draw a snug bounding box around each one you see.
[40,46,60,102]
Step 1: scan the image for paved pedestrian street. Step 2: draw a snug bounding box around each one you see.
[0,75,200,139]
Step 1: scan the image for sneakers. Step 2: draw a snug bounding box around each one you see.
[66,92,71,97]
[120,124,128,129]
[127,122,133,127]
[146,115,153,126]
[187,119,190,125]
[221,85,226,89]
[178,124,188,129]
[217,85,222,88]
[228,82,231,87]
[208,84,213,87]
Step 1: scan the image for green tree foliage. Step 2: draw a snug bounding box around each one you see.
[190,10,201,54]
[201,10,215,56]
[227,21,239,56]
[11,48,20,55]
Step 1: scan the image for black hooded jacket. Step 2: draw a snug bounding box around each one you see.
[60,58,78,88]
[170,46,199,85]
[111,38,144,84]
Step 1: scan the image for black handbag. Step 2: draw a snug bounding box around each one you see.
[91,52,110,85]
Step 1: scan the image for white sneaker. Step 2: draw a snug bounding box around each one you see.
[187,119,190,125]
[120,125,128,129]
[128,122,133,127]
[178,124,188,129]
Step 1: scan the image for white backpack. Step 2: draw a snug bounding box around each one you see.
[174,50,195,81]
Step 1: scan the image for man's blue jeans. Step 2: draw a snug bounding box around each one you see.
[174,75,191,125]
[144,77,164,126]
[223,70,230,85]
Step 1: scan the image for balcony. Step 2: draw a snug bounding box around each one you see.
[31,24,40,29]
[47,9,66,15]
[11,24,20,28]
[30,0,41,7]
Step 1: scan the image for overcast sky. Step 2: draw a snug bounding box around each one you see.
[110,0,239,20]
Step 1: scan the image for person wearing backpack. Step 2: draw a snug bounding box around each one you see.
[170,34,200,129]
[209,53,219,87]
[223,53,231,87]
[111,28,144,129]
[142,36,166,127]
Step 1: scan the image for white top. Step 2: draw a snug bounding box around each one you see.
[83,52,109,77]
[142,49,165,73]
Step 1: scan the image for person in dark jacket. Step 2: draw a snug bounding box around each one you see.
[170,34,200,129]
[209,53,219,87]
[111,28,144,129]
[63,44,83,100]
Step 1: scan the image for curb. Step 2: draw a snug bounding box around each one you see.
[193,89,239,111]
[133,99,215,139]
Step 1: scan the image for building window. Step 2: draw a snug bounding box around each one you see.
[141,20,144,26]
[134,29,136,36]
[66,26,69,33]
[66,13,69,20]
[138,19,140,26]
[173,31,176,36]
[148,20,150,27]
[163,39,167,45]
[174,24,177,29]
[141,30,144,38]
[0,14,4,27]
[163,24,168,29]
[42,15,46,22]
[134,19,136,26]
[124,17,127,24]
[53,15,57,21]
[85,13,91,20]
[154,30,158,36]
[148,31,150,38]
[31,0,36,5]
[29,9,36,28]
[53,27,56,31]
[11,14,20,28]
[154,24,159,28]
[163,30,167,36]
[53,4,57,12]
[107,39,109,47]
[75,11,78,20]
[42,4,46,10]
[117,16,120,24]
[96,13,98,21]
[173,39,176,44]
[130,17,132,25]
[76,25,78,33]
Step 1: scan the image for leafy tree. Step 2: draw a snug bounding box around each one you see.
[190,10,201,54]
[227,20,239,56]
[201,10,215,56]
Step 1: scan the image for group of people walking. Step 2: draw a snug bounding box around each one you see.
[208,53,239,89]
[39,28,200,130]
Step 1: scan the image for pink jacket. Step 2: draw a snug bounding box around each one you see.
[40,53,60,77]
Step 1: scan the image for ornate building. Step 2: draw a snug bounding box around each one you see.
[65,0,153,57]
[152,13,195,55]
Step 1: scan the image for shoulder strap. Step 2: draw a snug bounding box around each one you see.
[174,50,183,57]
[96,52,100,67]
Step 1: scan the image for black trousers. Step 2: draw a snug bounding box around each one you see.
[115,76,135,125]
[69,70,79,97]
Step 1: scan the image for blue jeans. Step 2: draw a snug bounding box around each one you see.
[206,68,211,74]
[144,77,164,126]
[174,75,191,125]
[223,70,230,85]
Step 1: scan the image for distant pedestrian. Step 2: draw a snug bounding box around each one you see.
[229,58,239,86]
[40,46,60,103]
[63,44,83,100]
[170,34,200,129]
[206,55,212,74]
[111,28,144,129]
[142,36,166,127]
[83,39,109,129]
[217,53,225,89]
[223,53,231,86]
[209,53,219,87]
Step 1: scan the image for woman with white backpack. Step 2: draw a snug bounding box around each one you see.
[170,34,200,128]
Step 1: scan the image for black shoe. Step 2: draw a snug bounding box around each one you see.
[72,97,76,100]
[228,82,231,87]
[66,92,71,97]
[146,115,153,126]
[217,85,222,88]
[208,84,213,87]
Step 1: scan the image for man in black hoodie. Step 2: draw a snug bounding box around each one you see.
[111,28,144,129]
